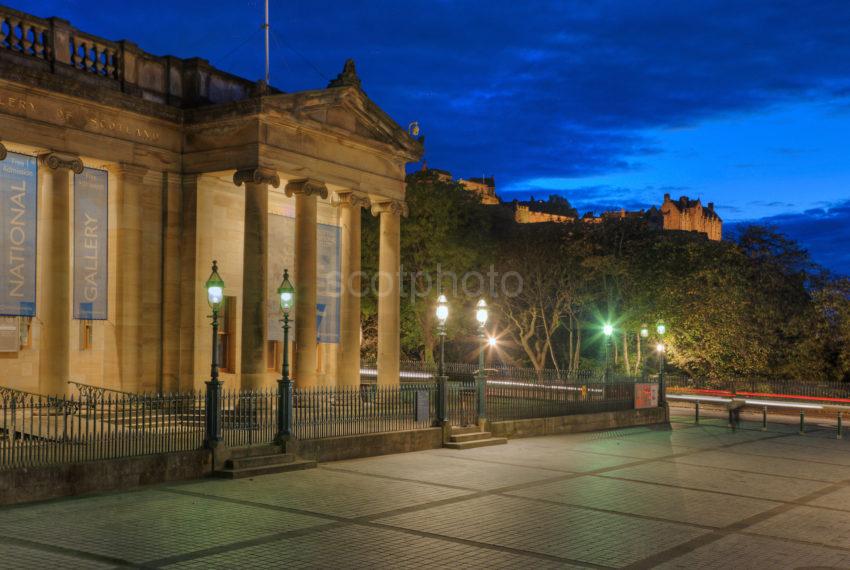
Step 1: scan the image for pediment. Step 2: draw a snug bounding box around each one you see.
[264,87,422,160]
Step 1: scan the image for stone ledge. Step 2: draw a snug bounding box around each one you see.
[487,407,668,439]
[0,449,212,506]
[289,428,443,463]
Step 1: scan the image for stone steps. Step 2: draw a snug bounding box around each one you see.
[444,427,507,450]
[212,444,316,479]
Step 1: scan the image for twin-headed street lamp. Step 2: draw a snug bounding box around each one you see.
[276,269,295,442]
[475,299,488,423]
[435,292,449,424]
[656,320,666,406]
[603,322,614,382]
[204,261,225,446]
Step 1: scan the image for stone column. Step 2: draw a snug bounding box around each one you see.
[160,172,182,393]
[234,168,280,391]
[285,179,328,388]
[337,192,370,388]
[371,200,407,387]
[115,164,147,392]
[177,175,199,390]
[38,153,82,397]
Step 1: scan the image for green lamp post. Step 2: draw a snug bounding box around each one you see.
[656,321,666,406]
[204,260,225,446]
[276,269,294,442]
[475,299,489,423]
[603,323,614,382]
[435,292,449,424]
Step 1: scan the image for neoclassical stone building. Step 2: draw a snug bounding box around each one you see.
[0,6,421,395]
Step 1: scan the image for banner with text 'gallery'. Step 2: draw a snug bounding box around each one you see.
[0,152,37,317]
[73,167,108,320]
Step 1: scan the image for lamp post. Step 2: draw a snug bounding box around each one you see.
[475,299,488,423]
[435,292,449,424]
[640,324,649,379]
[656,321,666,406]
[276,269,294,443]
[204,261,225,447]
[603,323,613,382]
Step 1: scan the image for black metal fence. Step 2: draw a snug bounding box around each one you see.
[0,388,204,470]
[485,380,638,421]
[217,383,438,445]
[0,364,651,470]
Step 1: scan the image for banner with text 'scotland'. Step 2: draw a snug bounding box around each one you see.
[73,167,108,320]
[0,152,37,317]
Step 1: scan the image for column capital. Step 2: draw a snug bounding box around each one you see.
[0,142,6,161]
[285,178,328,199]
[115,163,149,182]
[39,152,84,174]
[371,200,408,218]
[233,167,280,189]
[335,191,370,209]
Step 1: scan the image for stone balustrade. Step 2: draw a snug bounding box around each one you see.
[0,5,266,108]
[0,8,50,62]
[69,30,120,80]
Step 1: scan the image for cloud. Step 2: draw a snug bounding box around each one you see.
[728,200,850,275]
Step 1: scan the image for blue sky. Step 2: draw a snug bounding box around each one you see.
[16,0,850,273]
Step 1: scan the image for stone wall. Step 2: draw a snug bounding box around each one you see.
[290,428,443,462]
[487,407,668,438]
[0,449,212,506]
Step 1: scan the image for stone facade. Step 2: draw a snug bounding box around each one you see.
[660,194,723,241]
[458,176,500,205]
[0,7,421,395]
[514,205,575,224]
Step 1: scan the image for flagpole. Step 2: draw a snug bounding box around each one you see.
[264,0,270,84]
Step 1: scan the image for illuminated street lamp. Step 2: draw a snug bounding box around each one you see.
[656,321,667,407]
[603,323,614,382]
[488,336,497,348]
[435,292,449,424]
[475,299,488,423]
[640,324,650,378]
[276,269,294,442]
[204,260,225,446]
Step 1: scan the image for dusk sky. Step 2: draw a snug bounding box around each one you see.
[17,0,850,273]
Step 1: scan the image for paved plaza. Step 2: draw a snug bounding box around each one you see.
[1,412,850,568]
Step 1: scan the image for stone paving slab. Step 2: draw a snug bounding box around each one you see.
[374,494,708,567]
[747,504,850,549]
[600,458,831,502]
[723,439,850,466]
[505,475,779,528]
[0,489,330,564]
[1,417,850,568]
[437,443,638,473]
[668,448,850,482]
[163,523,579,569]
[807,486,850,512]
[327,451,559,490]
[0,541,115,569]
[170,467,475,518]
[656,533,850,569]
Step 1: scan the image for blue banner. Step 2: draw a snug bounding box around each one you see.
[73,168,108,320]
[267,214,341,344]
[0,152,37,317]
[316,223,340,343]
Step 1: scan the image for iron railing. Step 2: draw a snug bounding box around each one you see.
[218,384,438,443]
[447,380,478,427]
[485,380,639,421]
[294,384,437,440]
[0,391,204,470]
